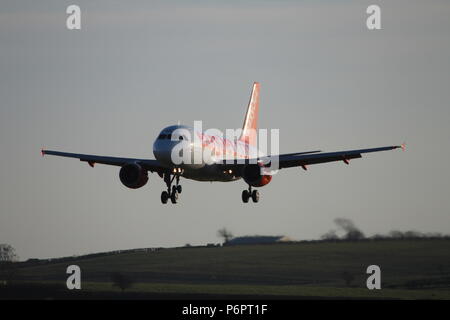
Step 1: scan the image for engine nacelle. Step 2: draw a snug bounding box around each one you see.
[242,164,272,187]
[119,163,148,189]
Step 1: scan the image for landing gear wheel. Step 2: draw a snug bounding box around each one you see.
[161,191,169,204]
[170,190,179,204]
[176,185,182,193]
[242,190,250,203]
[251,190,260,203]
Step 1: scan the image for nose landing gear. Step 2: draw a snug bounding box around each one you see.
[242,185,259,203]
[161,172,182,204]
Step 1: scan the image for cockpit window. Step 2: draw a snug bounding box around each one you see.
[159,132,188,140]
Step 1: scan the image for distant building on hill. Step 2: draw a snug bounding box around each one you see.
[226,235,292,246]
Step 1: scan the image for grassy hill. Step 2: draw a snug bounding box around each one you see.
[3,239,450,299]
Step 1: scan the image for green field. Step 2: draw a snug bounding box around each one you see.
[3,240,450,299]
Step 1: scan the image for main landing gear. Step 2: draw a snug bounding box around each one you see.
[161,172,182,204]
[242,185,259,203]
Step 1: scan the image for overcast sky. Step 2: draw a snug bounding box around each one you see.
[1,0,449,260]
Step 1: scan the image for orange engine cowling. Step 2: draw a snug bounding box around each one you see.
[119,163,148,189]
[242,164,272,187]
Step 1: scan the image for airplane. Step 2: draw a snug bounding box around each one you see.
[42,82,405,204]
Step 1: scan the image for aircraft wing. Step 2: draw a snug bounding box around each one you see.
[275,145,404,169]
[220,144,405,170]
[41,150,163,172]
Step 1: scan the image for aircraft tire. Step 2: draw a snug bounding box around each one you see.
[242,190,250,203]
[171,190,179,204]
[161,191,169,204]
[252,190,260,203]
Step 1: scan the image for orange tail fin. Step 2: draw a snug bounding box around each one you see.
[239,82,260,146]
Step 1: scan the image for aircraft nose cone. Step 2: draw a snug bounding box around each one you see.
[153,141,174,165]
[153,140,190,166]
[153,148,170,165]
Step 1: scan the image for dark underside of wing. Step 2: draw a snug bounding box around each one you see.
[41,150,163,172]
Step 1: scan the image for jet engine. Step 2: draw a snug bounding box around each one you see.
[242,164,272,187]
[119,163,148,189]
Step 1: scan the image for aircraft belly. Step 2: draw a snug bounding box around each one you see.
[182,164,240,182]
